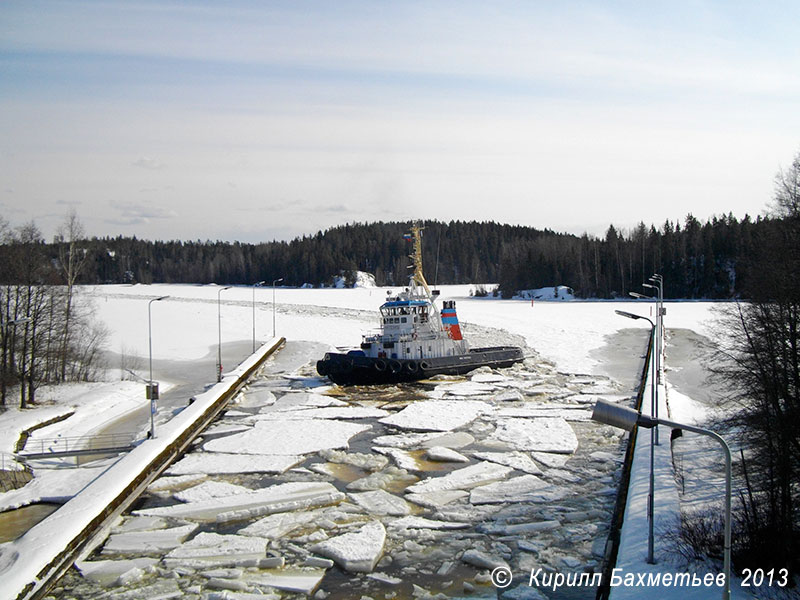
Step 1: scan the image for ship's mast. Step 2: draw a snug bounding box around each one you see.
[408,222,432,297]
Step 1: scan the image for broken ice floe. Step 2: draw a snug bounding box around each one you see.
[371,430,475,449]
[468,475,553,504]
[241,569,326,594]
[166,453,303,475]
[404,490,469,509]
[162,532,268,568]
[309,520,386,572]
[250,406,388,421]
[406,461,513,494]
[388,516,470,531]
[489,417,578,454]
[76,558,159,586]
[348,489,411,516]
[204,419,371,455]
[425,446,470,463]
[495,405,593,422]
[263,391,347,412]
[174,480,250,503]
[470,372,509,384]
[234,387,276,408]
[318,449,388,471]
[345,467,418,492]
[101,524,198,555]
[379,400,491,432]
[471,451,543,475]
[146,473,207,494]
[135,481,344,523]
[433,381,498,397]
[239,509,323,540]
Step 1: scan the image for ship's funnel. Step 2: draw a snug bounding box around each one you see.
[440,300,463,340]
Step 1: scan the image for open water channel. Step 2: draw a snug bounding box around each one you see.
[49,330,646,600]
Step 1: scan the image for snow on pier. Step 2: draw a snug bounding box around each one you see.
[0,337,285,600]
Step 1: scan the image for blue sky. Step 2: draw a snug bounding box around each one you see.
[1,1,799,242]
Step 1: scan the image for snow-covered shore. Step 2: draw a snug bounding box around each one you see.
[0,284,742,599]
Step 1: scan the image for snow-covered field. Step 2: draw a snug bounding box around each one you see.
[0,284,745,600]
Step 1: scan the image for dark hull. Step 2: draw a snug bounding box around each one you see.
[316,346,525,386]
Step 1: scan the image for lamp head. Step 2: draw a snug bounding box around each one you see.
[592,399,656,431]
[615,309,642,321]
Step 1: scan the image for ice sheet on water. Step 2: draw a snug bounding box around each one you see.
[469,474,550,504]
[434,381,498,396]
[406,461,513,494]
[470,372,509,384]
[426,446,470,463]
[489,417,579,454]
[135,482,345,522]
[101,524,198,555]
[372,447,422,472]
[530,451,570,468]
[146,473,208,494]
[238,509,321,540]
[371,431,474,449]
[388,515,470,530]
[111,516,170,534]
[235,387,276,408]
[242,569,326,594]
[379,400,491,432]
[404,489,469,509]
[318,449,388,471]
[348,489,411,516]
[201,424,253,442]
[345,467,418,492]
[493,389,525,402]
[204,419,371,455]
[264,391,347,412]
[249,406,389,421]
[166,453,304,475]
[471,451,543,475]
[494,406,593,421]
[163,532,267,568]
[309,520,386,573]
[174,480,250,503]
[76,558,158,586]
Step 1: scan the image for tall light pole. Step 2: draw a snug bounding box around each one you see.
[592,399,732,600]
[644,274,664,381]
[217,286,231,382]
[147,296,168,439]
[615,309,658,562]
[252,281,265,352]
[1,317,31,405]
[272,278,283,338]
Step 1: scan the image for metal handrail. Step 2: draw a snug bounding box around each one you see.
[20,432,139,456]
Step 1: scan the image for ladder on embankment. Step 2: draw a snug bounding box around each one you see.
[1,336,286,600]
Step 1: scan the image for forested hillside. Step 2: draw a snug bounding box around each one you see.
[0,214,779,299]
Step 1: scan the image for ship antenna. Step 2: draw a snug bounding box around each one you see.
[434,223,441,289]
[408,222,432,296]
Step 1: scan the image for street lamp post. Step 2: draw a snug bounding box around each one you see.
[217,286,231,382]
[147,296,168,439]
[615,309,658,563]
[644,274,664,381]
[1,317,31,405]
[592,398,732,600]
[252,281,265,352]
[272,278,283,338]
